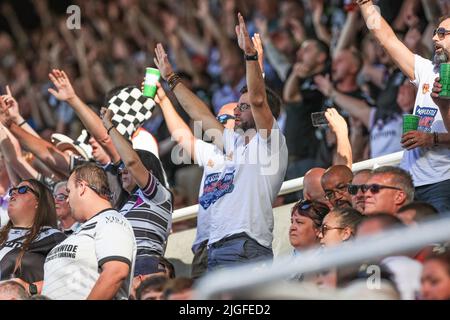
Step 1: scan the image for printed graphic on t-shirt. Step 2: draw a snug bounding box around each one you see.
[199,170,235,210]
[415,106,438,132]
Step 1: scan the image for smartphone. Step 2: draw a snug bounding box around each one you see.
[311,112,329,127]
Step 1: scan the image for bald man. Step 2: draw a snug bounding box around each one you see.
[321,165,353,208]
[217,102,237,130]
[303,168,331,208]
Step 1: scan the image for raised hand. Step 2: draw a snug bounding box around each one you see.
[252,33,264,73]
[0,97,14,128]
[235,13,256,55]
[100,107,114,129]
[155,81,168,105]
[48,69,77,102]
[1,85,20,121]
[314,74,333,96]
[325,108,348,136]
[154,43,175,81]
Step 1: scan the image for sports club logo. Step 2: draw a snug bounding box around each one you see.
[199,171,235,209]
[415,106,438,132]
[422,83,430,94]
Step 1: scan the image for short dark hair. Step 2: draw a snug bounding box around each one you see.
[291,200,330,229]
[397,201,438,221]
[371,166,414,202]
[135,150,169,189]
[135,275,168,300]
[158,256,176,279]
[313,39,331,63]
[162,277,194,299]
[240,85,282,119]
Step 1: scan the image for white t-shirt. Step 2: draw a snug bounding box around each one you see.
[369,109,403,158]
[400,55,450,186]
[193,139,227,252]
[381,256,422,300]
[202,120,288,248]
[42,209,136,300]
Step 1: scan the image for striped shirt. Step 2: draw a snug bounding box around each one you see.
[119,173,172,259]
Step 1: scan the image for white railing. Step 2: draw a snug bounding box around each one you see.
[172,151,405,223]
[195,215,450,299]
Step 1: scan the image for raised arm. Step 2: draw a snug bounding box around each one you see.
[236,13,274,137]
[357,0,415,80]
[0,97,70,176]
[100,108,152,190]
[155,82,197,162]
[325,108,352,168]
[48,69,121,163]
[153,44,224,138]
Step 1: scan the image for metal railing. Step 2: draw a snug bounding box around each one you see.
[172,151,405,223]
[195,214,450,299]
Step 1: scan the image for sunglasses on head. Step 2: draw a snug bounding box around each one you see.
[216,114,235,124]
[433,27,450,39]
[360,184,402,194]
[9,185,38,197]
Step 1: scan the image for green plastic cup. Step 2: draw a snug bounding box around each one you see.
[143,67,161,98]
[439,63,450,99]
[402,114,420,134]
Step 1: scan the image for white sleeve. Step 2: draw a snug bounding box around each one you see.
[95,213,135,268]
[413,54,433,87]
[195,139,217,167]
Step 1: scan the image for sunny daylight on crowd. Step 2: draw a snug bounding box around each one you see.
[0,0,450,309]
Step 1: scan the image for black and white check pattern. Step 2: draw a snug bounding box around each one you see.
[107,87,156,139]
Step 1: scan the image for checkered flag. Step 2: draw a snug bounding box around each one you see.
[107,87,156,139]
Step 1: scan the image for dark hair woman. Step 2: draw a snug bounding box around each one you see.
[318,207,363,247]
[421,247,450,300]
[0,179,66,295]
[289,200,330,252]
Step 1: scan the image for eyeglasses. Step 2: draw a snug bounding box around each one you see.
[320,224,345,236]
[347,184,365,195]
[216,114,235,124]
[361,184,402,194]
[324,184,349,200]
[54,193,68,201]
[9,185,38,197]
[234,103,251,112]
[433,27,450,39]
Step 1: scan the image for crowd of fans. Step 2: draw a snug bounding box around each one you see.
[0,0,450,300]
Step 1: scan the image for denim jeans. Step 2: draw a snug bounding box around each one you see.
[415,179,450,215]
[207,233,273,271]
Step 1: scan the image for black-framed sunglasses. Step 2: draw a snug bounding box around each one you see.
[361,184,402,194]
[294,199,330,215]
[9,185,38,197]
[234,103,251,112]
[216,114,235,124]
[347,184,365,195]
[433,27,450,39]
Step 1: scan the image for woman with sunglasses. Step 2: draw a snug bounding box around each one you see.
[318,207,363,247]
[0,179,66,295]
[289,200,330,253]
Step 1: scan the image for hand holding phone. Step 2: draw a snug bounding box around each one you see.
[311,111,329,127]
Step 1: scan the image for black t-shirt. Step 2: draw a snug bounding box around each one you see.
[373,69,405,124]
[284,71,328,160]
[0,227,66,283]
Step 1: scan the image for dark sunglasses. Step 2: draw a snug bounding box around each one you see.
[433,27,450,39]
[347,184,365,195]
[9,185,38,197]
[294,199,329,215]
[361,184,402,194]
[216,114,235,124]
[234,103,251,112]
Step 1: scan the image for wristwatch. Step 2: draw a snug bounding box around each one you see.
[245,52,258,61]
[29,283,38,295]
